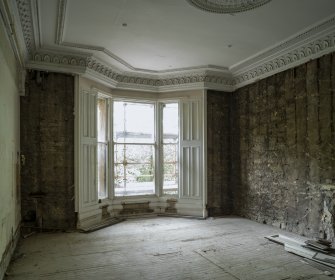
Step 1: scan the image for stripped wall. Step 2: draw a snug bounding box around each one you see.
[232,53,335,240]
[207,91,233,216]
[20,72,75,230]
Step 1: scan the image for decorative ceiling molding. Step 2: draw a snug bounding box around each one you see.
[0,0,23,66]
[60,41,136,72]
[13,0,335,92]
[32,51,87,68]
[15,0,35,55]
[234,35,335,89]
[55,0,66,44]
[0,0,28,95]
[55,0,230,75]
[232,16,335,88]
[186,0,272,14]
[30,0,42,49]
[231,15,335,73]
[26,50,235,92]
[55,0,136,72]
[60,41,231,75]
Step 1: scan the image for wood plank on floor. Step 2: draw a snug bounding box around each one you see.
[5,217,331,280]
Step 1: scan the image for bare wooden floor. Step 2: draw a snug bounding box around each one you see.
[5,217,332,280]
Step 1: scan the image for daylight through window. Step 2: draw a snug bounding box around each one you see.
[96,98,180,198]
[113,101,156,196]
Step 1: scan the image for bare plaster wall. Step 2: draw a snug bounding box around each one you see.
[20,71,75,230]
[0,22,21,278]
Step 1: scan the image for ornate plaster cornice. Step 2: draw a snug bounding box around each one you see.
[0,0,28,94]
[54,0,232,75]
[26,50,235,92]
[186,0,272,14]
[55,0,66,44]
[231,15,335,73]
[14,0,335,92]
[15,0,35,55]
[232,16,335,88]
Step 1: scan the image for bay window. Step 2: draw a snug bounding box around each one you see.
[77,86,205,224]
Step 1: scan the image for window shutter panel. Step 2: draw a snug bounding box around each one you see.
[79,90,98,210]
[179,99,203,199]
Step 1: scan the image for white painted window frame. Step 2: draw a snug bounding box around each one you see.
[75,85,207,227]
[111,98,158,199]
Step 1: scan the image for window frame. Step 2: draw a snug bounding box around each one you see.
[112,99,157,197]
[97,96,180,200]
[159,101,180,197]
[96,96,109,200]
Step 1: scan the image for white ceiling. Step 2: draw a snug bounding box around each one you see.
[3,0,334,92]
[37,0,335,73]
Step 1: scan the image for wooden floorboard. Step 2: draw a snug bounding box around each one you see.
[5,217,333,280]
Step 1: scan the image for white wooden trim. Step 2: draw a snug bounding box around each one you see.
[76,81,207,226]
[202,89,208,218]
[74,75,80,212]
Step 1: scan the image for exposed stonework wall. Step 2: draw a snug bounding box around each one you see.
[207,91,233,216]
[232,53,335,240]
[20,71,75,229]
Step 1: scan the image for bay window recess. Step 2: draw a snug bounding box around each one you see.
[77,88,204,221]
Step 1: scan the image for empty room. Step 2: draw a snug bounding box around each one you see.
[1,0,335,279]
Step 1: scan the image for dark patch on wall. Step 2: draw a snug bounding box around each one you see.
[20,71,75,229]
[119,202,154,215]
[165,198,177,214]
[101,205,110,219]
[232,53,335,240]
[207,91,233,216]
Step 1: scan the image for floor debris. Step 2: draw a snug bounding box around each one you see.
[22,232,36,239]
[304,240,334,253]
[153,251,181,257]
[266,234,335,273]
[324,271,334,276]
[302,258,335,276]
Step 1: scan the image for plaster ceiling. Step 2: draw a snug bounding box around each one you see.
[4,0,335,92]
[38,0,335,73]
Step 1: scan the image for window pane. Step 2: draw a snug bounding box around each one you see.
[113,101,155,143]
[114,144,155,196]
[97,97,108,199]
[126,145,153,164]
[97,143,107,199]
[97,98,107,142]
[162,103,179,195]
[163,103,178,144]
[162,146,178,195]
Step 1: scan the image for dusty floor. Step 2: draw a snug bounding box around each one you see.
[5,217,334,280]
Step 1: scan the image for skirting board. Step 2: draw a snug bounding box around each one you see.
[0,226,20,280]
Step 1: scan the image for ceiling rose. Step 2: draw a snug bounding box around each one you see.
[186,0,272,14]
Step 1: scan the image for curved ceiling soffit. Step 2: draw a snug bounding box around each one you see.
[186,0,272,14]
